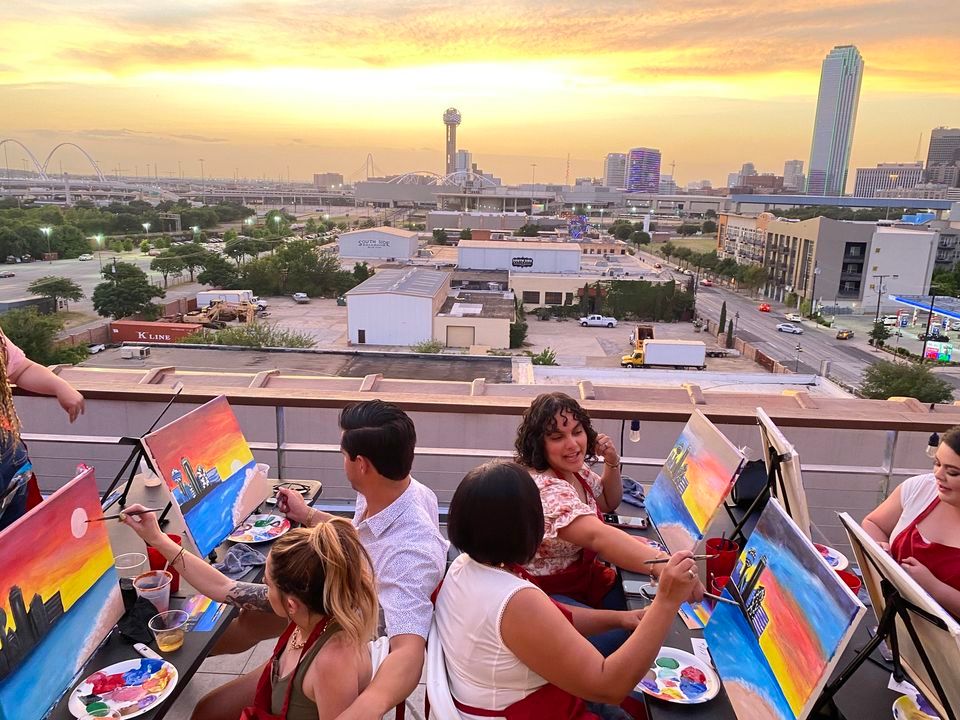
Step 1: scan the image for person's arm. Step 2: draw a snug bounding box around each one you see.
[559,513,662,574]
[303,633,365,720]
[334,634,424,720]
[502,553,697,703]
[276,487,335,526]
[119,503,270,611]
[565,605,646,637]
[900,558,960,617]
[593,433,623,513]
[7,360,85,422]
[863,484,905,551]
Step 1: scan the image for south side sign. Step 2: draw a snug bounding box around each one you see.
[511,256,534,268]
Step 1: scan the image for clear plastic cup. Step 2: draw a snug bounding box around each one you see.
[115,553,148,611]
[148,609,189,652]
[133,570,173,613]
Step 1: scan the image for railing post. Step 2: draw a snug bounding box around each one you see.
[275,405,286,481]
[881,429,898,500]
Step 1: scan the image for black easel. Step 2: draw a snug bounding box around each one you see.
[99,383,184,523]
[724,445,790,546]
[812,577,954,720]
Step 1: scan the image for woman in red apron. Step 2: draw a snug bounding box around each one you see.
[513,393,702,654]
[863,426,960,617]
[121,506,379,719]
[435,461,699,720]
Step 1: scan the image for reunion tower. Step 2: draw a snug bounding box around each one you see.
[443,107,462,176]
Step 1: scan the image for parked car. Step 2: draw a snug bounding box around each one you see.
[292,292,310,304]
[777,323,803,334]
[87,343,106,354]
[78,253,94,261]
[5,255,20,264]
[653,263,662,269]
[758,303,771,312]
[918,330,950,342]
[950,321,960,332]
[579,314,618,328]
[785,313,803,322]
[700,279,713,287]
[882,315,899,326]
[836,329,855,340]
[0,271,14,278]
[20,255,33,263]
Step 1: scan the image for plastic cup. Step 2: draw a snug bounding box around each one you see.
[147,534,182,593]
[711,575,731,596]
[115,553,147,612]
[836,569,862,596]
[148,609,189,653]
[133,570,173,613]
[706,537,740,583]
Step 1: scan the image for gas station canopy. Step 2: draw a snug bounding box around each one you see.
[889,295,960,320]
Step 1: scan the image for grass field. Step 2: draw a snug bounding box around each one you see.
[665,237,718,253]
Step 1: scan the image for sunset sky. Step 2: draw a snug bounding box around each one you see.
[1,0,958,187]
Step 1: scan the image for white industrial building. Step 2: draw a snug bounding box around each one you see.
[345,268,450,346]
[338,226,420,259]
[457,239,581,274]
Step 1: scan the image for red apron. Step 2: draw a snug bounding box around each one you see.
[891,497,960,592]
[240,618,330,720]
[527,472,617,608]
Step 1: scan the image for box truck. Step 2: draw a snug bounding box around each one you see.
[197,290,266,309]
[621,340,707,370]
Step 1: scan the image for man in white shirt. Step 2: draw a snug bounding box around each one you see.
[279,399,448,719]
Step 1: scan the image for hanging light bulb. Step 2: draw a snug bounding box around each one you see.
[629,420,641,443]
[926,432,940,460]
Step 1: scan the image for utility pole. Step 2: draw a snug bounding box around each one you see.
[872,273,899,324]
[794,342,803,373]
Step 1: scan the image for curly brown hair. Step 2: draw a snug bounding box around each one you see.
[514,392,598,472]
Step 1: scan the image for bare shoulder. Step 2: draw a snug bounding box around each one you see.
[302,632,367,697]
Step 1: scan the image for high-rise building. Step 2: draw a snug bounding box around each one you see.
[806,46,864,196]
[313,172,344,189]
[603,153,627,188]
[443,108,462,176]
[626,147,661,193]
[455,149,473,173]
[727,172,741,189]
[853,162,923,198]
[740,163,758,178]
[660,175,678,194]
[925,127,960,187]
[783,160,805,191]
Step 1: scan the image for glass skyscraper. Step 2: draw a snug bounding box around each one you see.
[806,46,864,196]
[626,147,661,193]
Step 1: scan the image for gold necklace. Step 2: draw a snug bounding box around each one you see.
[290,626,307,650]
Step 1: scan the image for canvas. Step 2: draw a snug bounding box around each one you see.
[841,512,960,719]
[756,408,812,540]
[645,410,745,552]
[704,500,865,720]
[0,468,124,720]
[143,395,269,557]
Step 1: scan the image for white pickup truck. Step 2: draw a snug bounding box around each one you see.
[579,314,618,328]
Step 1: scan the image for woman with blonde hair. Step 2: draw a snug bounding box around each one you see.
[121,503,378,720]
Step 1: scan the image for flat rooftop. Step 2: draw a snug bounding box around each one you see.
[345,268,449,297]
[458,239,581,251]
[438,292,516,320]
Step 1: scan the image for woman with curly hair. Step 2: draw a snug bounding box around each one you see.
[515,392,701,654]
[0,328,85,530]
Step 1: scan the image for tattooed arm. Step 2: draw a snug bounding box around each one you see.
[225,582,273,612]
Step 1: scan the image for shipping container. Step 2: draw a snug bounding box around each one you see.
[110,320,203,344]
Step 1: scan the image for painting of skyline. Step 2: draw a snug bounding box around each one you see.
[704,500,865,720]
[645,410,744,552]
[0,468,124,720]
[143,396,269,557]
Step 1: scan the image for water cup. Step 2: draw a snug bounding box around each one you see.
[133,570,173,613]
[147,534,182,593]
[706,537,740,583]
[114,553,148,612]
[836,569,862,596]
[710,575,731,596]
[148,609,189,653]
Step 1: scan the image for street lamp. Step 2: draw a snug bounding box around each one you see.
[872,273,898,324]
[734,311,740,333]
[191,225,200,242]
[142,222,151,235]
[95,234,104,271]
[273,215,282,237]
[244,216,256,234]
[807,262,821,318]
[40,226,52,261]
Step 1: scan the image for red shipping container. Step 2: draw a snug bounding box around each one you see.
[110,320,203,344]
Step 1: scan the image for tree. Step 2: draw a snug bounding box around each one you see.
[510,297,527,348]
[860,361,953,403]
[352,262,373,283]
[718,301,727,337]
[613,224,633,241]
[629,230,651,247]
[869,321,892,348]
[197,253,240,288]
[27,276,84,310]
[150,252,185,288]
[92,262,165,319]
[171,242,211,281]
[737,265,768,296]
[677,223,700,236]
[140,240,151,253]
[459,228,472,240]
[702,220,718,234]
[515,224,540,238]
[0,308,86,365]
[726,319,734,349]
[432,228,449,245]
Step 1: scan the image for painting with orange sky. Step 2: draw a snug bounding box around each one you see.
[646,410,744,552]
[143,396,269,556]
[0,468,124,720]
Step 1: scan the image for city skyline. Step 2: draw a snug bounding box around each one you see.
[2,0,958,187]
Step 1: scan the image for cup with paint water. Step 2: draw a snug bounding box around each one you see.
[134,570,173,613]
[710,575,731,597]
[149,609,189,653]
[836,569,862,597]
[705,538,739,583]
[114,553,148,612]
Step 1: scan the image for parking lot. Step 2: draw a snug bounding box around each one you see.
[262,297,348,346]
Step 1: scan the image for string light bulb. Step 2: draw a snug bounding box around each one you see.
[926,432,940,460]
[629,420,642,443]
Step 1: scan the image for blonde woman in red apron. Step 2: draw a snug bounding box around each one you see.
[121,505,378,719]
[863,426,960,617]
[514,393,702,654]
[435,462,698,720]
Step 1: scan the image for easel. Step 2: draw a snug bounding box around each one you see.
[99,383,184,526]
[812,576,955,720]
[723,445,791,546]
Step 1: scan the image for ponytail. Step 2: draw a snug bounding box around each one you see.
[269,518,379,644]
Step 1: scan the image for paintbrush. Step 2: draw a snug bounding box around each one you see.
[644,554,718,565]
[86,508,163,522]
[703,592,739,607]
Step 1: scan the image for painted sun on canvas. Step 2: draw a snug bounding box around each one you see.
[143,395,269,557]
[0,468,124,720]
[645,410,745,553]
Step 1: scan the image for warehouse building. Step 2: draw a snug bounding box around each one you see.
[346,268,450,345]
[457,239,581,274]
[338,226,420,259]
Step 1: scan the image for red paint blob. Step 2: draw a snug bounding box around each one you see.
[680,666,706,683]
[90,672,128,694]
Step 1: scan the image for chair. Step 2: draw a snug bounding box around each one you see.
[425,620,463,720]
[369,635,429,720]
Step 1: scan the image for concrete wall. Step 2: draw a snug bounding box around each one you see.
[863,228,937,312]
[338,230,418,259]
[347,293,434,345]
[433,315,510,348]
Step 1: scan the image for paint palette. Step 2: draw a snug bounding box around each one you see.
[893,693,941,720]
[227,514,291,543]
[68,658,178,719]
[636,647,720,704]
[814,543,850,571]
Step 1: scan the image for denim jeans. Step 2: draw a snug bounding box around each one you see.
[552,581,630,657]
[0,438,31,531]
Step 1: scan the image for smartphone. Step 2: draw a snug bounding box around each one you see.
[622,580,647,596]
[604,513,649,530]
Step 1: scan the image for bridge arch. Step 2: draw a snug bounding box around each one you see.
[42,142,105,181]
[0,139,47,179]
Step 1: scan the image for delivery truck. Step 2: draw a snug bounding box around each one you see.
[197,290,267,310]
[621,339,707,370]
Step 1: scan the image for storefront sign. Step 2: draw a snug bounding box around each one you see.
[511,256,534,268]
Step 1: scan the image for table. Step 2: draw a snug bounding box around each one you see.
[49,478,322,720]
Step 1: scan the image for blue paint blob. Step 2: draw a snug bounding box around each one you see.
[641,679,659,692]
[122,658,163,685]
[679,679,707,698]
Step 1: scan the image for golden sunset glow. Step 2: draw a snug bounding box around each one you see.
[2,0,958,185]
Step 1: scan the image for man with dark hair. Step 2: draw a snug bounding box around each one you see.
[279,399,448,720]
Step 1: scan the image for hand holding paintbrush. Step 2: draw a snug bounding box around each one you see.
[88,507,163,523]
